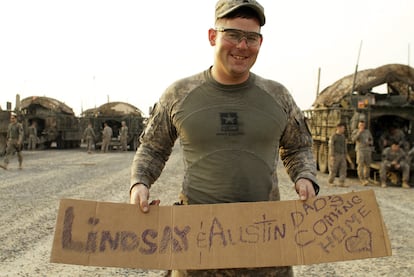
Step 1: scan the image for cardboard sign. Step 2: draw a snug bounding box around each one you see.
[50,190,391,270]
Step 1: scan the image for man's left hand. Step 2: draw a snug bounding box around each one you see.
[295,178,316,200]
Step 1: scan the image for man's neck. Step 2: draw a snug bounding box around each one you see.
[210,66,249,85]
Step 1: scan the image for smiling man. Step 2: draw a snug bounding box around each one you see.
[130,0,319,276]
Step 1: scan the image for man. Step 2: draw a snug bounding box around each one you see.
[379,125,408,152]
[380,141,410,188]
[27,121,37,150]
[351,119,373,186]
[328,122,348,187]
[0,113,24,170]
[409,146,414,166]
[130,1,319,276]
[101,122,112,153]
[83,122,96,153]
[119,120,128,151]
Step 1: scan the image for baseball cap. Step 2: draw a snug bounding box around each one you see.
[215,0,266,26]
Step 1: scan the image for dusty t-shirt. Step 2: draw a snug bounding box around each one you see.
[131,68,317,204]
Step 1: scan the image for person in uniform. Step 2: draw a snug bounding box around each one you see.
[119,120,128,151]
[408,146,414,185]
[129,1,319,276]
[0,113,24,170]
[101,122,112,153]
[27,121,37,150]
[83,122,96,153]
[380,141,410,188]
[328,122,348,187]
[351,119,373,186]
[379,125,408,152]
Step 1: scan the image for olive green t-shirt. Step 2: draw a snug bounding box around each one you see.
[131,68,317,204]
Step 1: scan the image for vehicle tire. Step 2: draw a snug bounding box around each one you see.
[56,137,64,149]
[43,141,52,149]
[318,143,329,173]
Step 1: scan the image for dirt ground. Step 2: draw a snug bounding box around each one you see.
[0,144,413,277]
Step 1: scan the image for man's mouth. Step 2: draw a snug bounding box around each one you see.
[232,54,248,60]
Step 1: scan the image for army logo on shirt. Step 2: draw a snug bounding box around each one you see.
[220,112,238,132]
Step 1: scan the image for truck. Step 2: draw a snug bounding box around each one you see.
[80,101,145,151]
[0,110,12,156]
[19,96,82,149]
[304,64,414,185]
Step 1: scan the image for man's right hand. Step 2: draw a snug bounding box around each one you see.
[130,184,150,213]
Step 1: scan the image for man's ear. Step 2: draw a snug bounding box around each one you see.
[208,28,217,46]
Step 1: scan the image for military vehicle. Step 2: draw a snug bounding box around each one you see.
[304,64,414,185]
[80,101,145,151]
[20,96,82,149]
[0,109,12,155]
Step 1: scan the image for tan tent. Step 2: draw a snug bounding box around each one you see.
[82,102,143,117]
[313,64,414,107]
[20,96,75,115]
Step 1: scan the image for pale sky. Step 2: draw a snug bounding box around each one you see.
[1,0,413,116]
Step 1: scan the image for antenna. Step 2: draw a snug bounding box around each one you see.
[316,67,321,98]
[351,40,363,95]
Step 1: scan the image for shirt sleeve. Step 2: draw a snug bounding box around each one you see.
[278,89,319,194]
[130,94,178,189]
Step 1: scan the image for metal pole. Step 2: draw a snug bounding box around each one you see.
[351,40,363,95]
[316,67,321,98]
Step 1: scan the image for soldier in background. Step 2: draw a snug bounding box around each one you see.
[27,121,37,150]
[83,122,96,154]
[101,122,112,153]
[0,113,24,170]
[379,125,408,152]
[409,146,414,166]
[120,120,128,151]
[380,140,410,188]
[351,119,373,186]
[408,147,414,185]
[328,122,348,187]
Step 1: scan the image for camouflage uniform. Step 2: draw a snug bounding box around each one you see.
[83,125,96,153]
[328,128,347,186]
[28,124,37,150]
[380,127,408,151]
[120,123,129,151]
[409,147,414,165]
[131,69,318,276]
[380,145,410,187]
[101,124,112,153]
[1,119,24,169]
[351,125,373,184]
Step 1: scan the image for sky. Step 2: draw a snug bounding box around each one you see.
[0,0,413,116]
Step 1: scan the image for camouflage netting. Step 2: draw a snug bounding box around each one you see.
[20,96,75,115]
[313,64,414,107]
[82,102,143,117]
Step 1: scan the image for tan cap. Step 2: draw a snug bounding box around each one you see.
[215,0,265,26]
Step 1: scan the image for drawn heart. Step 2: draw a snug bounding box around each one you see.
[345,227,372,253]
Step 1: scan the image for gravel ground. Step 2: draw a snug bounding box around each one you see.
[0,144,413,276]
